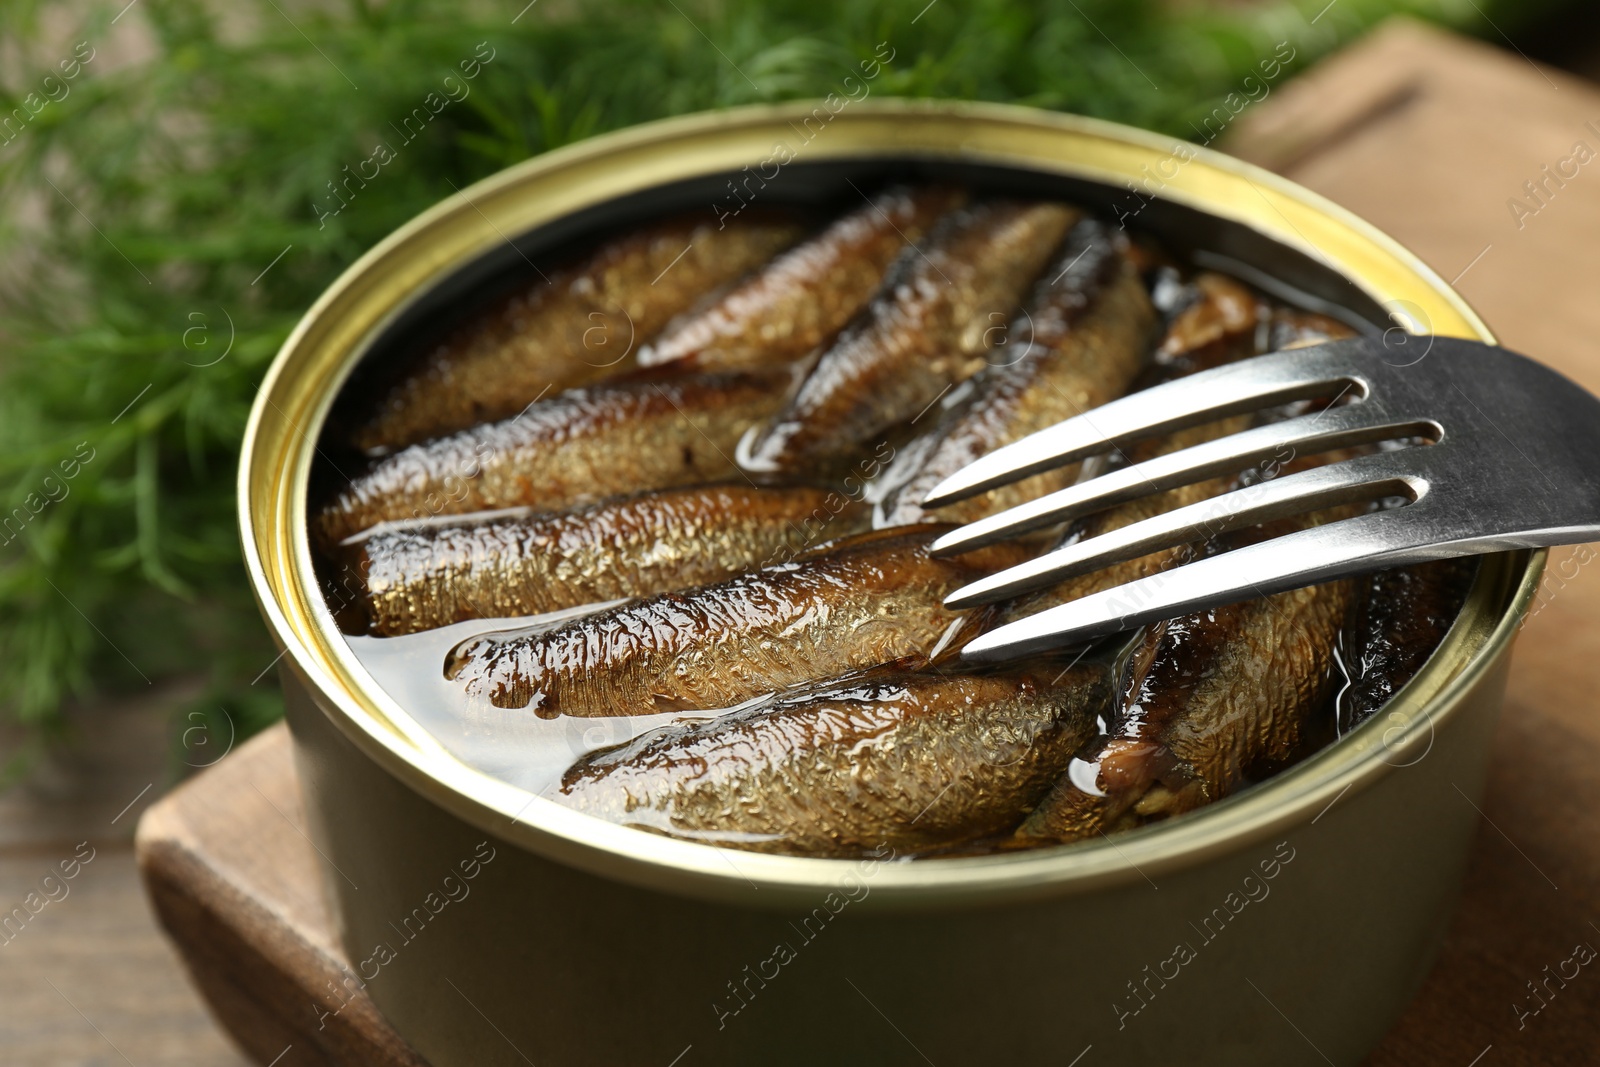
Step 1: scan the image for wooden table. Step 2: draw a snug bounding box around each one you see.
[138,20,1600,1066]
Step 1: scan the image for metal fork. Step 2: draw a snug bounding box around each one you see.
[922,336,1600,663]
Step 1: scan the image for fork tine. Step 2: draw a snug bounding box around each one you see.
[929,404,1436,556]
[943,449,1427,609]
[959,507,1448,663]
[919,347,1357,508]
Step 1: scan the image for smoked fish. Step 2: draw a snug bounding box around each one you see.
[340,484,870,636]
[445,527,1027,715]
[1270,307,1362,351]
[876,219,1158,526]
[998,272,1275,616]
[1017,574,1358,843]
[1338,559,1476,731]
[558,663,1113,857]
[352,211,806,452]
[315,369,790,548]
[1155,270,1266,369]
[638,186,967,371]
[1016,500,1364,844]
[740,200,1079,473]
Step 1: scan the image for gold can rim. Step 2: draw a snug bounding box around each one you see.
[239,99,1540,908]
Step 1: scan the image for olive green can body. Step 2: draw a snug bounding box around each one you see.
[242,102,1540,1066]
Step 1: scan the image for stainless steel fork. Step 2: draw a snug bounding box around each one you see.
[922,336,1600,663]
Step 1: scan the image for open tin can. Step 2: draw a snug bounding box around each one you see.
[240,101,1540,1066]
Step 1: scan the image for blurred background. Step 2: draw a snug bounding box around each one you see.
[0,0,1594,1062]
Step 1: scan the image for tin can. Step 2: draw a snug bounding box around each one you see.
[240,101,1540,1066]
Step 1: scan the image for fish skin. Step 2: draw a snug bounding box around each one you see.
[314,370,791,548]
[1338,559,1476,731]
[876,220,1158,526]
[1012,304,1360,604]
[740,200,1081,473]
[998,273,1275,617]
[1016,573,1359,843]
[1088,301,1360,555]
[1016,491,1366,844]
[558,664,1112,857]
[444,527,1029,716]
[1154,271,1266,367]
[352,211,806,452]
[638,186,968,372]
[1269,307,1362,351]
[341,484,871,636]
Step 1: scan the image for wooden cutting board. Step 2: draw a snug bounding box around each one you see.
[137,20,1600,1066]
